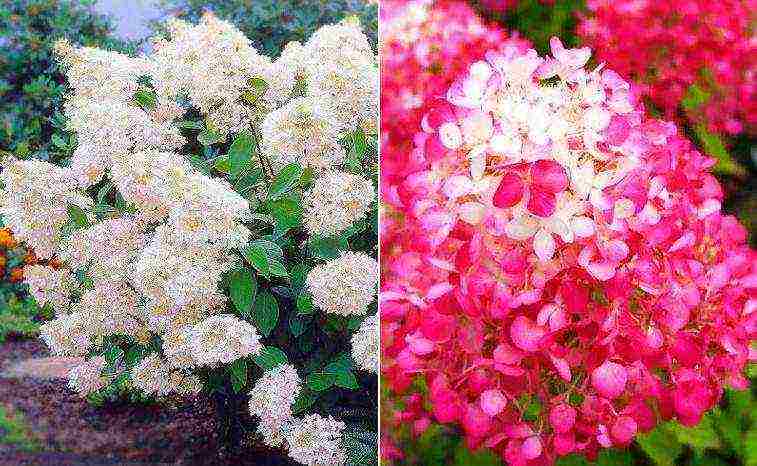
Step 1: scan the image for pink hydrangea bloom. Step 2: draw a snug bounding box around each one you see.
[578,0,756,137]
[381,31,756,465]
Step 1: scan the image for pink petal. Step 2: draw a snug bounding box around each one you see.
[531,160,568,193]
[549,404,576,434]
[493,343,525,365]
[493,172,524,209]
[480,389,508,417]
[527,187,557,217]
[550,355,572,382]
[521,436,543,460]
[611,416,638,444]
[591,361,627,399]
[510,316,545,353]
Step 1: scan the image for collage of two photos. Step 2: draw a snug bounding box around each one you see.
[0,0,754,465]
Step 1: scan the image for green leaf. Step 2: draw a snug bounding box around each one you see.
[242,76,269,104]
[244,243,270,278]
[244,240,288,279]
[292,389,318,414]
[452,443,502,466]
[228,267,256,318]
[66,203,89,229]
[267,197,303,235]
[334,369,359,390]
[289,314,309,338]
[306,371,336,391]
[227,131,254,179]
[228,359,247,393]
[595,449,634,466]
[268,163,304,199]
[197,127,223,146]
[308,235,349,260]
[669,416,720,451]
[694,124,744,177]
[296,293,314,314]
[253,346,288,370]
[636,424,683,466]
[213,156,231,174]
[133,89,156,110]
[104,345,124,364]
[176,120,204,130]
[253,291,279,337]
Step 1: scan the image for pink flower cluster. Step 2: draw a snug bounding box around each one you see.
[578,0,757,137]
[380,0,531,200]
[380,33,756,466]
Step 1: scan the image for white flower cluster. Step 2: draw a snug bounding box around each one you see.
[22,265,76,314]
[303,171,375,237]
[306,252,379,316]
[261,18,378,172]
[286,414,347,466]
[248,364,302,447]
[351,314,378,374]
[0,158,92,259]
[67,356,107,397]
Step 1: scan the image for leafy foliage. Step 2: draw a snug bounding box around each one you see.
[158,0,378,56]
[0,0,135,160]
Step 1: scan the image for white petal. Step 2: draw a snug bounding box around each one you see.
[469,145,487,180]
[459,202,486,225]
[533,229,556,262]
[505,216,539,241]
[571,216,596,238]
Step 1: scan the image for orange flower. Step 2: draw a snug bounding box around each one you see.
[24,251,38,265]
[9,267,24,283]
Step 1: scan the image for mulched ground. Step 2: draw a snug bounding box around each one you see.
[0,338,297,466]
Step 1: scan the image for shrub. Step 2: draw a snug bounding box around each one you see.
[158,0,378,56]
[379,28,755,466]
[0,0,135,161]
[1,12,378,466]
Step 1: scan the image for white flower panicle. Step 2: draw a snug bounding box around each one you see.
[304,171,375,237]
[0,158,91,259]
[74,281,146,341]
[248,364,302,425]
[307,252,379,316]
[131,353,201,397]
[303,18,378,134]
[39,312,93,357]
[188,314,263,366]
[59,218,148,284]
[261,97,346,173]
[67,356,107,397]
[351,314,378,374]
[23,265,76,314]
[286,414,347,466]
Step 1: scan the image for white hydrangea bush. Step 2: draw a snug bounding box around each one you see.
[0,12,378,466]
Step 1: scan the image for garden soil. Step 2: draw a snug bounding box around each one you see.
[0,338,297,466]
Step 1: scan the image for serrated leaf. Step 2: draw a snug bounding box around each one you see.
[67,203,89,228]
[228,267,256,318]
[253,346,288,370]
[306,371,336,391]
[292,389,318,414]
[296,292,314,314]
[228,131,254,179]
[308,235,349,260]
[242,76,269,104]
[228,359,247,393]
[268,163,303,199]
[253,291,279,337]
[636,424,683,466]
[244,240,287,279]
[266,197,302,235]
[289,314,309,338]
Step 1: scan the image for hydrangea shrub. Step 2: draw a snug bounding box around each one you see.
[380,30,755,466]
[0,12,378,466]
